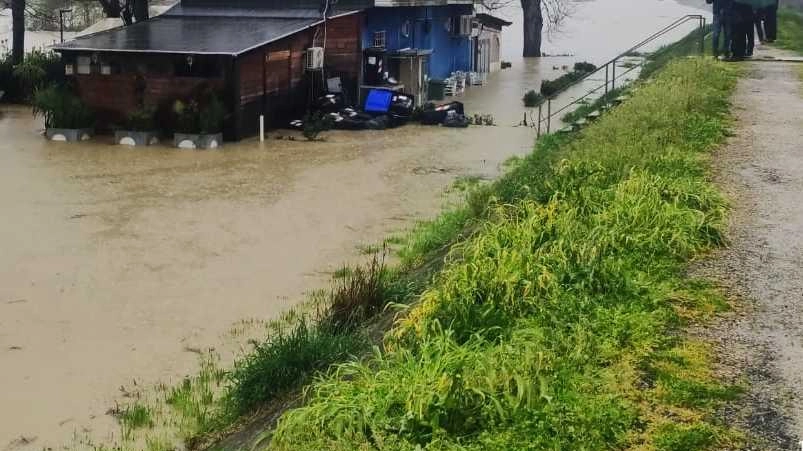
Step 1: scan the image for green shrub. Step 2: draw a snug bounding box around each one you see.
[538,62,597,99]
[540,71,584,98]
[199,94,225,134]
[0,50,63,103]
[522,89,545,107]
[209,254,392,431]
[172,90,225,134]
[776,8,803,53]
[302,111,332,141]
[223,318,366,418]
[573,61,597,73]
[125,106,157,131]
[31,85,94,129]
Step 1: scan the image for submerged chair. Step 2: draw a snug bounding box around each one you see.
[443,77,458,97]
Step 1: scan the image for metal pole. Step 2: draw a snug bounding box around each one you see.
[537,104,542,137]
[58,9,71,44]
[604,64,609,97]
[612,58,616,93]
[547,99,551,134]
[702,18,707,55]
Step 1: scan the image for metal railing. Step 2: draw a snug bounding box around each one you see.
[534,14,707,135]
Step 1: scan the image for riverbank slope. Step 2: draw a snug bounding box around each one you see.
[266,57,743,450]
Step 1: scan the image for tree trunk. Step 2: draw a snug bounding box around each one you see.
[133,0,148,22]
[11,0,24,64]
[99,0,121,18]
[521,0,544,57]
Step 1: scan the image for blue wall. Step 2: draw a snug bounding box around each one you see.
[362,5,473,80]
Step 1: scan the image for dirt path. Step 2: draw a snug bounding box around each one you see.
[695,48,803,450]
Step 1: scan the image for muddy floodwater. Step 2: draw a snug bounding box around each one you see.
[0,0,706,449]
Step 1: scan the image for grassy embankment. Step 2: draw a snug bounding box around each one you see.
[268,58,743,450]
[92,33,734,451]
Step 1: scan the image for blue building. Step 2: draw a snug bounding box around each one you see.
[361,4,474,80]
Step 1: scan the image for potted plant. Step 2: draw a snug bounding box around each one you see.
[115,106,160,147]
[172,92,225,149]
[32,85,94,142]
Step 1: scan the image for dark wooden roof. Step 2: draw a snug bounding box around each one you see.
[53,7,361,55]
[54,16,322,55]
[164,2,366,18]
[179,0,372,9]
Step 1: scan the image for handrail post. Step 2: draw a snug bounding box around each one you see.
[537,104,542,137]
[605,64,609,97]
[612,58,616,93]
[547,99,551,134]
[698,18,703,55]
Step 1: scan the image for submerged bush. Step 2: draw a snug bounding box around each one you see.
[172,89,226,134]
[522,89,545,107]
[124,106,157,131]
[31,85,94,129]
[302,111,333,141]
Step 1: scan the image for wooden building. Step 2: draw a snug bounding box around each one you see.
[53,1,368,140]
[53,0,506,140]
[474,13,511,74]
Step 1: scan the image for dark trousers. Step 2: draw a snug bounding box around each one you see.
[731,3,754,58]
[713,11,732,57]
[765,5,778,41]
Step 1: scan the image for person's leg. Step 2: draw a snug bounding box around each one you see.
[747,12,755,56]
[755,9,766,43]
[713,13,723,57]
[731,9,747,58]
[766,4,778,42]
[725,14,733,57]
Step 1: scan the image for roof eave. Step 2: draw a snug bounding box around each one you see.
[51,9,363,57]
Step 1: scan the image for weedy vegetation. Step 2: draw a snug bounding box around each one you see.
[87,38,743,451]
[561,86,626,123]
[268,58,743,450]
[776,8,803,54]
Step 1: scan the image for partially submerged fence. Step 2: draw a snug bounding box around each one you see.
[535,14,708,135]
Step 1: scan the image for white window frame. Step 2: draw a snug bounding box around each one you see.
[373,30,387,48]
[76,56,91,75]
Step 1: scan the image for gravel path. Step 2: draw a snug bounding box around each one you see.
[693,50,803,450]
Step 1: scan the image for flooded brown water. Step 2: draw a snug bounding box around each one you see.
[0,0,707,449]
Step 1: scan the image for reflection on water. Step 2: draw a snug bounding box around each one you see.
[493,0,709,61]
[0,1,712,449]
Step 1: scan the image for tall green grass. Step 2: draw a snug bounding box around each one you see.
[776,8,803,54]
[640,25,710,80]
[269,58,740,450]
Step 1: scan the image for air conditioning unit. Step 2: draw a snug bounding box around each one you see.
[458,15,473,37]
[306,47,324,70]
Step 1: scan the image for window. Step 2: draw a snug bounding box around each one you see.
[76,56,91,75]
[373,30,386,48]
